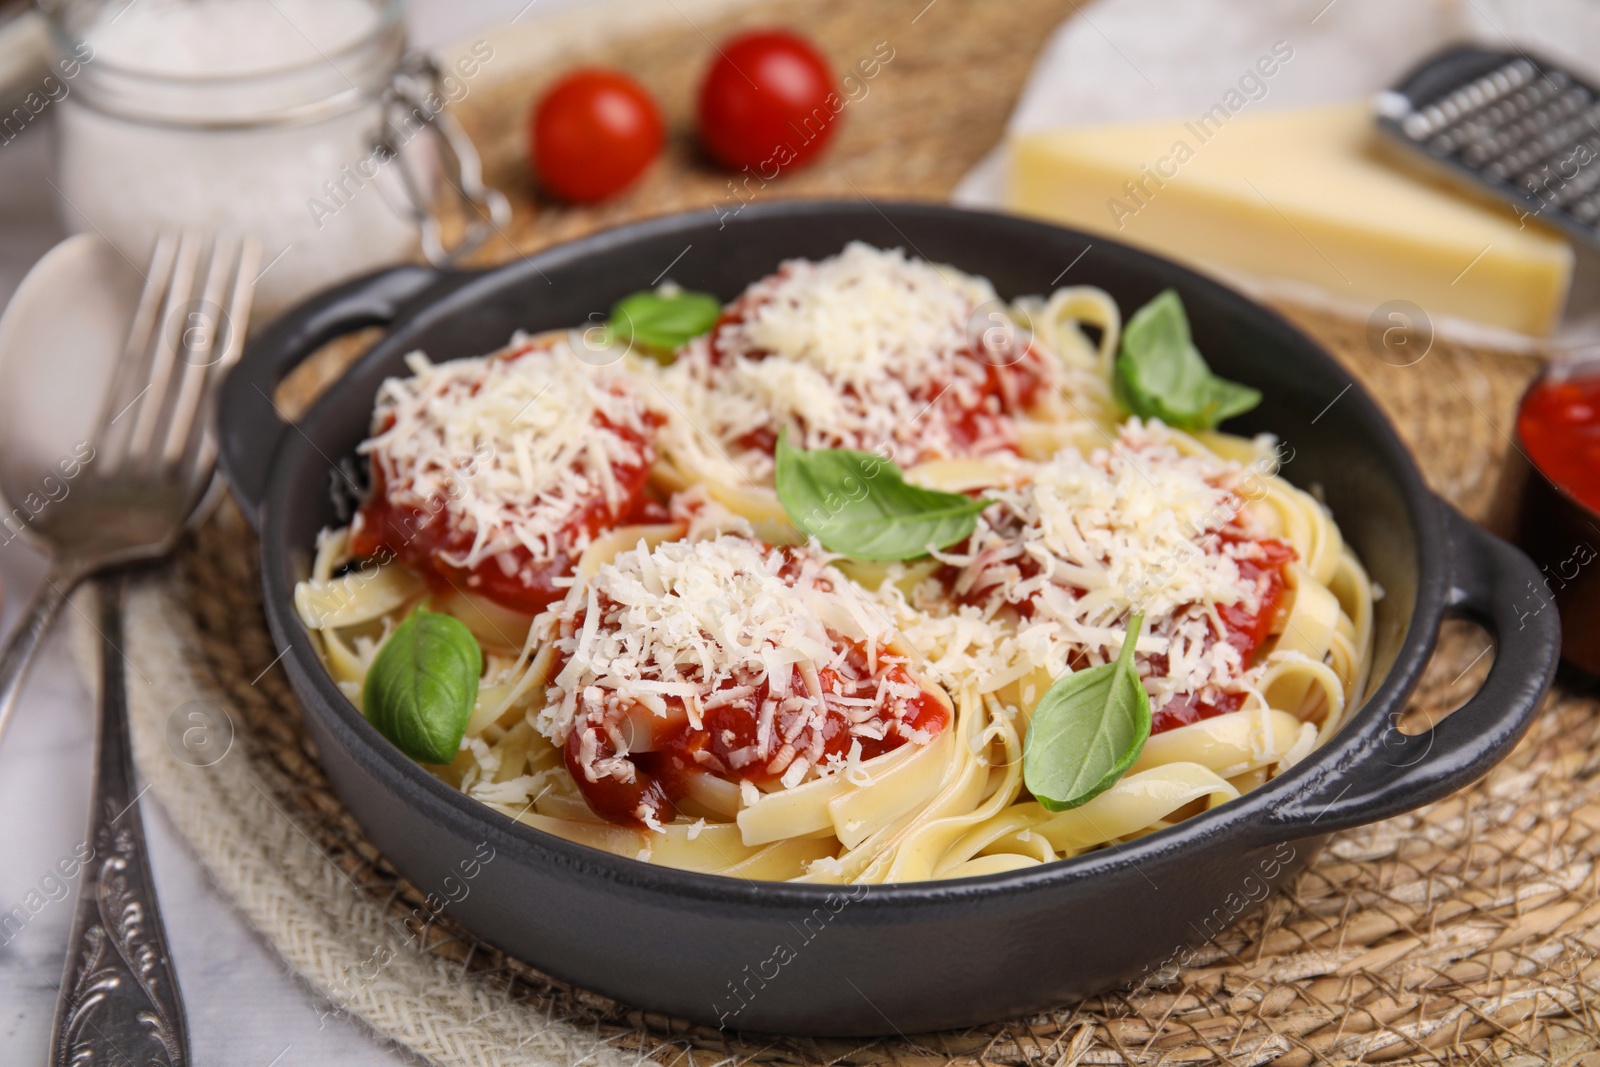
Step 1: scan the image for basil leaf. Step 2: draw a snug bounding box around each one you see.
[1114,290,1261,431]
[608,288,722,356]
[1023,613,1151,812]
[773,429,989,561]
[363,608,483,765]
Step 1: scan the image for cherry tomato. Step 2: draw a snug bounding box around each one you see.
[697,30,838,173]
[531,68,664,203]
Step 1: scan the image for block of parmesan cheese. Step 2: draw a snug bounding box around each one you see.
[1007,101,1573,337]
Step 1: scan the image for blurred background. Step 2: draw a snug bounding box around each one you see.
[0,0,607,309]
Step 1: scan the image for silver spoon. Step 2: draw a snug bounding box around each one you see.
[0,234,139,742]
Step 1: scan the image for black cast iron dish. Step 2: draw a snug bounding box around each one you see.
[218,201,1559,1036]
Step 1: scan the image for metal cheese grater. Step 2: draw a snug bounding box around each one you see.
[1375,45,1600,251]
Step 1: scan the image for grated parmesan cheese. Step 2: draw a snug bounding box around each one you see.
[885,421,1288,714]
[354,334,661,577]
[654,242,1058,482]
[534,535,944,819]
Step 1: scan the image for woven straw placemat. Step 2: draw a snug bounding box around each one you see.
[83,0,1600,1062]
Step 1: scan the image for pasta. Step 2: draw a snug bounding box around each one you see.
[294,243,1374,883]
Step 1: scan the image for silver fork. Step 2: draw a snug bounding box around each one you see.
[0,233,257,742]
[2,232,259,1067]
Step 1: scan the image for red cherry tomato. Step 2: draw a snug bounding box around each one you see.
[697,30,838,172]
[531,68,663,203]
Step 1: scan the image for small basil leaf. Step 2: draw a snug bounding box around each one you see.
[773,429,988,561]
[608,288,722,356]
[1114,290,1262,431]
[1023,613,1151,812]
[1204,376,1265,423]
[363,609,483,765]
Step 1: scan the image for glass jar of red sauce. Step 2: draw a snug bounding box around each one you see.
[1508,363,1600,675]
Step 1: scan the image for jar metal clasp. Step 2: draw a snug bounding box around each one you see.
[374,53,510,267]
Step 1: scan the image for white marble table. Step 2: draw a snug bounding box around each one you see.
[0,3,597,1061]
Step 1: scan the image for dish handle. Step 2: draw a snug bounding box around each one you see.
[218,264,460,527]
[1261,500,1559,840]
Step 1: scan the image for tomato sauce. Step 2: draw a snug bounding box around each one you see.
[351,402,664,617]
[1146,536,1295,733]
[942,341,1055,451]
[1518,369,1600,513]
[947,530,1295,736]
[558,634,950,827]
[708,299,1056,462]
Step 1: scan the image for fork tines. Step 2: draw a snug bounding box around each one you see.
[94,232,261,476]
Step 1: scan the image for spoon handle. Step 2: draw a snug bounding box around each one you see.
[50,576,190,1067]
[0,558,86,751]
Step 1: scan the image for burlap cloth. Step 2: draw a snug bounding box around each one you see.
[80,0,1600,1062]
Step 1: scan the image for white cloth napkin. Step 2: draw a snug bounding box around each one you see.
[953,0,1600,355]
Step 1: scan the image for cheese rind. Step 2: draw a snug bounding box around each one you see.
[1007,102,1573,337]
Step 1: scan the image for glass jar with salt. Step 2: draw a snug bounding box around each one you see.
[43,0,504,316]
